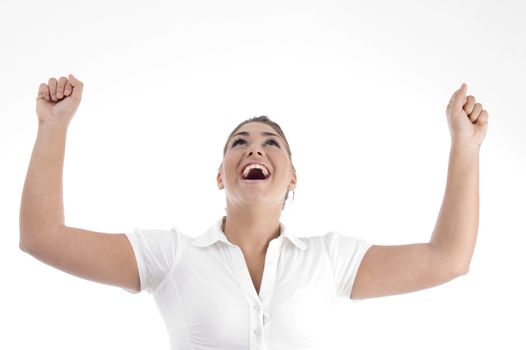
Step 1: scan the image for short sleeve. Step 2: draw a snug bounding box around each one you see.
[122,227,183,294]
[324,231,373,300]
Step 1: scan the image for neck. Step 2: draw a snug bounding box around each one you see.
[222,203,282,254]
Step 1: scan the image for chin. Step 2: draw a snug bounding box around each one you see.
[240,197,271,206]
[234,194,277,207]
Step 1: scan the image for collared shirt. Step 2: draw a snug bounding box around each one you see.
[123,216,372,350]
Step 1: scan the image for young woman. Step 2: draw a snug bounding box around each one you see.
[20,74,489,349]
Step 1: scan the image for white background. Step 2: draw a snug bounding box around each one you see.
[2,0,525,349]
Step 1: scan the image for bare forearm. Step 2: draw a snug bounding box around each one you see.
[430,142,480,273]
[20,124,68,247]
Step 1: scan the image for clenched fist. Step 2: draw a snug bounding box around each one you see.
[446,83,489,147]
[36,74,83,128]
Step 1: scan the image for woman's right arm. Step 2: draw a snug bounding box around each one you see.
[19,75,140,293]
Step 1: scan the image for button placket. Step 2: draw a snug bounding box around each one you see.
[229,246,261,300]
[258,238,281,304]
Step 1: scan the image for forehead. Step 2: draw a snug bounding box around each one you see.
[236,122,277,134]
[236,122,278,135]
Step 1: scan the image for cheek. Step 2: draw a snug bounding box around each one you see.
[274,159,293,179]
[276,153,292,167]
[222,158,239,180]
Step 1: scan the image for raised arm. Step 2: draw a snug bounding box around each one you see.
[351,83,489,299]
[19,75,140,292]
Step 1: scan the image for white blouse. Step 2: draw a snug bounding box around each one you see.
[123,216,372,350]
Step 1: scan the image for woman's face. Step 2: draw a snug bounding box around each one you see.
[217,122,296,208]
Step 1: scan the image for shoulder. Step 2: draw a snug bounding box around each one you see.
[127,225,191,251]
[130,226,185,239]
[300,230,365,244]
[288,230,366,252]
[307,231,371,259]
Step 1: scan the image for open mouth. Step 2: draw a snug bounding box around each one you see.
[241,164,271,181]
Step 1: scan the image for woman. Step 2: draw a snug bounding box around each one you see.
[19,74,489,349]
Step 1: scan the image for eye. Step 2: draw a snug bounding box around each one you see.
[265,138,280,147]
[232,138,246,147]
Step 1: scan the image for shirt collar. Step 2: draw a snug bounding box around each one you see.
[192,216,307,250]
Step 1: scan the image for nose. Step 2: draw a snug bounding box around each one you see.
[246,143,264,157]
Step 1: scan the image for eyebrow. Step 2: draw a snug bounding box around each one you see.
[232,131,281,139]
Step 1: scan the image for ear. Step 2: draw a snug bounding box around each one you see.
[217,169,224,190]
[288,170,297,191]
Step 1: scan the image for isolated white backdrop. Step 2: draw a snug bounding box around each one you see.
[2,0,525,349]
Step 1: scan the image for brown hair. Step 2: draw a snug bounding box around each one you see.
[221,115,296,210]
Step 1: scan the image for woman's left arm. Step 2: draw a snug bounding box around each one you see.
[351,84,489,299]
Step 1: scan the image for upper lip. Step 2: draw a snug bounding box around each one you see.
[239,161,272,178]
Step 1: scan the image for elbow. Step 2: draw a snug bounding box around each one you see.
[19,227,35,253]
[19,231,42,256]
[19,226,61,255]
[19,231,30,252]
[437,256,470,282]
[19,239,35,255]
[433,246,471,280]
[459,263,470,276]
[451,261,470,278]
[19,237,35,254]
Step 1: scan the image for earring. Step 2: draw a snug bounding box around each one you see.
[287,190,295,203]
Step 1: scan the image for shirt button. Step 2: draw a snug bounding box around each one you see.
[253,304,260,311]
[254,329,262,336]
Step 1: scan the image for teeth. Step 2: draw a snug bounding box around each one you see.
[242,163,270,178]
